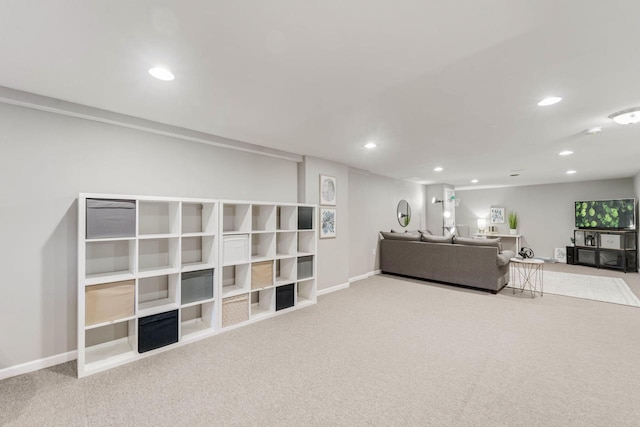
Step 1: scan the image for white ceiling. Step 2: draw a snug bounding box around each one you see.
[2,1,640,189]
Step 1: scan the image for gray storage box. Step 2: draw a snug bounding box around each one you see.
[181,269,214,305]
[86,198,136,239]
[297,256,313,280]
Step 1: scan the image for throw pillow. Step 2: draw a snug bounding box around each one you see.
[454,236,502,253]
[405,230,421,238]
[381,231,421,241]
[420,234,454,244]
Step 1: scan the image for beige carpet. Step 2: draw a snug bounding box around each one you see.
[2,272,640,426]
[509,270,640,307]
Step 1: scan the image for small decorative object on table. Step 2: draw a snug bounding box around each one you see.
[508,211,518,235]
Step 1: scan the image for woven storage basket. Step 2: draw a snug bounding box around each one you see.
[222,294,249,327]
[85,280,135,326]
[251,261,273,289]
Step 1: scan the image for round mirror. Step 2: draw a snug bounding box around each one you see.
[397,199,411,227]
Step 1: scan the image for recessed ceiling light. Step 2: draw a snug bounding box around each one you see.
[364,142,376,149]
[609,107,640,125]
[148,67,175,81]
[586,126,602,134]
[566,170,577,175]
[559,150,574,156]
[538,96,562,106]
[433,167,443,172]
[471,179,479,183]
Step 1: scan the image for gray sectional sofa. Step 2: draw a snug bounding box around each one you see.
[379,232,514,293]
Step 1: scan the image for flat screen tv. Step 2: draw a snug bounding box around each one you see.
[575,199,636,229]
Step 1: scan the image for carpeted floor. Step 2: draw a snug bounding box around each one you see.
[2,264,640,426]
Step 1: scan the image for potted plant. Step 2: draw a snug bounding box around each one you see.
[508,212,518,235]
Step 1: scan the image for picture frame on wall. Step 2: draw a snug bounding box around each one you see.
[319,174,337,206]
[490,207,505,224]
[320,207,336,239]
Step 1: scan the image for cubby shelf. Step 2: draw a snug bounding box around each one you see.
[78,194,219,378]
[79,195,316,377]
[220,201,317,330]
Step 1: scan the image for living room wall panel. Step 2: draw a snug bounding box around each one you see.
[0,102,297,372]
[456,179,635,258]
[298,156,349,292]
[348,169,424,279]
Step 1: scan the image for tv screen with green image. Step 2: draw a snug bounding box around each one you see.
[575,199,636,229]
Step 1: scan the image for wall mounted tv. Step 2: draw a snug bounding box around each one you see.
[575,199,636,229]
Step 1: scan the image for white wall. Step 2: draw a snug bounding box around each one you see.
[455,179,635,257]
[0,103,298,370]
[348,170,424,278]
[298,156,350,291]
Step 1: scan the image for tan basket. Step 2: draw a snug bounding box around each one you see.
[85,280,135,326]
[222,294,249,327]
[251,261,273,289]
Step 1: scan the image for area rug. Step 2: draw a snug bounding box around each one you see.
[509,270,640,307]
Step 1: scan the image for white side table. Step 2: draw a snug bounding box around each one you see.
[510,258,544,298]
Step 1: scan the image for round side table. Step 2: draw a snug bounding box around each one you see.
[510,258,544,298]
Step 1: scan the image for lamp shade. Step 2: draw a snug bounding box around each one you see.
[477,218,487,229]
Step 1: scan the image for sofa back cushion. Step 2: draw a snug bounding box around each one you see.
[454,236,502,253]
[380,231,421,241]
[420,234,454,244]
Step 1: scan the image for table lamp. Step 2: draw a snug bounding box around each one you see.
[477,218,487,233]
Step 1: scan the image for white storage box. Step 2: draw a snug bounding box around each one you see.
[600,234,621,250]
[223,234,250,265]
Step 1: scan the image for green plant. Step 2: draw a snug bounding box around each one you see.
[508,211,518,229]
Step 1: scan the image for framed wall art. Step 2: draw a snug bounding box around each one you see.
[320,207,336,239]
[490,207,505,224]
[554,247,567,263]
[319,174,337,206]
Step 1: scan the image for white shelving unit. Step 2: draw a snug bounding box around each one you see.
[78,194,219,377]
[220,200,317,330]
[79,194,317,377]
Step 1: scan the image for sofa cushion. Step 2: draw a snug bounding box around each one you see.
[406,230,421,238]
[381,231,421,241]
[420,234,454,244]
[455,236,502,253]
[419,229,434,236]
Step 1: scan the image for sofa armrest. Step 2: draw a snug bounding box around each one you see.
[497,250,515,267]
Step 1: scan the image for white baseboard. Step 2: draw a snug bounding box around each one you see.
[0,350,77,381]
[349,270,381,283]
[317,282,350,296]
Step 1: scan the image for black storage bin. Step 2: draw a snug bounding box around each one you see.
[566,246,576,265]
[578,249,596,265]
[297,256,313,279]
[86,198,136,239]
[181,269,214,305]
[276,284,294,311]
[298,207,313,230]
[138,310,178,353]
